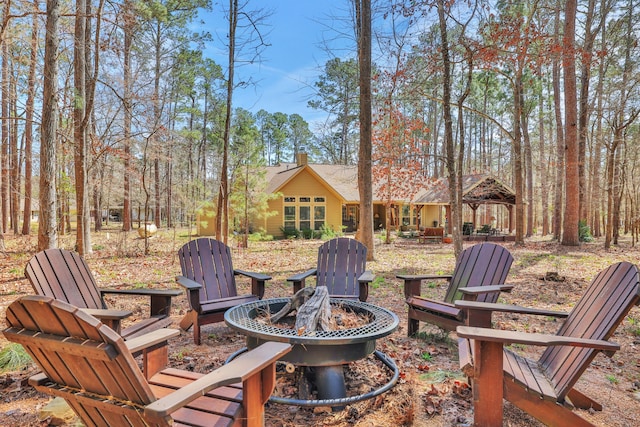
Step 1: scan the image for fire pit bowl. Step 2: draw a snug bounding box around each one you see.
[224,297,400,408]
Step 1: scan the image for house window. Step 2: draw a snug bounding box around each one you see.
[314,206,325,230]
[284,206,296,230]
[283,196,326,231]
[299,206,311,230]
[402,205,411,226]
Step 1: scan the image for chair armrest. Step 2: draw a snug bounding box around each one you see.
[144,342,292,418]
[125,328,181,354]
[358,270,374,284]
[235,269,271,299]
[288,269,317,294]
[234,269,271,282]
[396,274,453,281]
[458,284,513,295]
[288,269,317,282]
[82,308,132,334]
[82,308,132,321]
[357,270,374,302]
[175,276,202,312]
[398,274,453,299]
[455,300,569,318]
[101,288,182,317]
[175,276,202,290]
[456,326,620,354]
[101,288,183,297]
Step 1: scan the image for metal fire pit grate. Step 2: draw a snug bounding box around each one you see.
[225,297,398,346]
[224,297,400,408]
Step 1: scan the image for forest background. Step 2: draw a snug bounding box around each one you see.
[0,0,639,256]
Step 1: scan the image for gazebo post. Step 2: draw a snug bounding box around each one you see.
[507,205,514,233]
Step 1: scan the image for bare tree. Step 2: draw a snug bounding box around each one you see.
[562,0,579,246]
[39,0,60,250]
[355,0,374,260]
[22,4,38,236]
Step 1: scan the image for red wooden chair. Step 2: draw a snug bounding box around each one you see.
[457,261,640,426]
[397,242,514,335]
[3,295,291,427]
[176,238,271,344]
[25,248,181,339]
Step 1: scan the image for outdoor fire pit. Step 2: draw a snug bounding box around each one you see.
[224,297,399,409]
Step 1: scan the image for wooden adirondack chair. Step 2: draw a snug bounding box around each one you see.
[457,261,640,427]
[397,242,514,335]
[3,295,291,427]
[25,248,182,340]
[287,237,373,302]
[176,238,271,345]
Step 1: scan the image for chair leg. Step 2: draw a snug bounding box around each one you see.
[179,310,195,331]
[408,317,419,337]
[567,388,602,411]
[504,380,595,427]
[193,319,201,345]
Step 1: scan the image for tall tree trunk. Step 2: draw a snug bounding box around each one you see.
[74,0,88,254]
[355,0,374,260]
[218,0,236,244]
[591,3,607,238]
[537,64,549,236]
[1,40,8,234]
[22,6,38,235]
[9,62,18,234]
[562,0,579,246]
[122,0,133,232]
[512,72,525,245]
[39,0,60,250]
[437,0,462,258]
[552,3,564,240]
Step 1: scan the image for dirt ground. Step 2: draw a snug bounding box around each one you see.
[1,228,640,426]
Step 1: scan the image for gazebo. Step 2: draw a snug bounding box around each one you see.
[412,175,516,238]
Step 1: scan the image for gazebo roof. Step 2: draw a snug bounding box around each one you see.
[413,174,516,206]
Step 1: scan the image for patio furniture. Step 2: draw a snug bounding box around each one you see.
[3,295,291,427]
[287,238,372,302]
[397,242,514,335]
[176,238,271,345]
[457,261,640,426]
[25,248,181,339]
[417,227,444,243]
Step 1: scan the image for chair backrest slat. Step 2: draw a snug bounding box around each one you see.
[316,238,367,297]
[540,262,640,399]
[178,238,237,301]
[4,296,158,421]
[444,243,514,304]
[25,249,105,310]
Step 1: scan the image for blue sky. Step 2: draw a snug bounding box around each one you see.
[200,1,355,127]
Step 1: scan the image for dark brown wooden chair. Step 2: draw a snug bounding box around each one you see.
[287,237,372,302]
[176,238,271,345]
[3,295,291,427]
[25,248,182,340]
[397,242,514,335]
[457,261,640,427]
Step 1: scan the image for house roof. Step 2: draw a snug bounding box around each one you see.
[265,163,362,202]
[265,163,515,207]
[413,174,516,206]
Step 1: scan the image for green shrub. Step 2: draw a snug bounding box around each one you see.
[579,220,594,242]
[248,231,274,242]
[280,227,300,239]
[319,224,341,239]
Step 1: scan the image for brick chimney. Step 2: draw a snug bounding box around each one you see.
[296,152,308,166]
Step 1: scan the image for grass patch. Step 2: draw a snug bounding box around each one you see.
[419,369,464,383]
[0,344,32,373]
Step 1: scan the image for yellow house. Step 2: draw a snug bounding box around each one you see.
[260,154,423,238]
